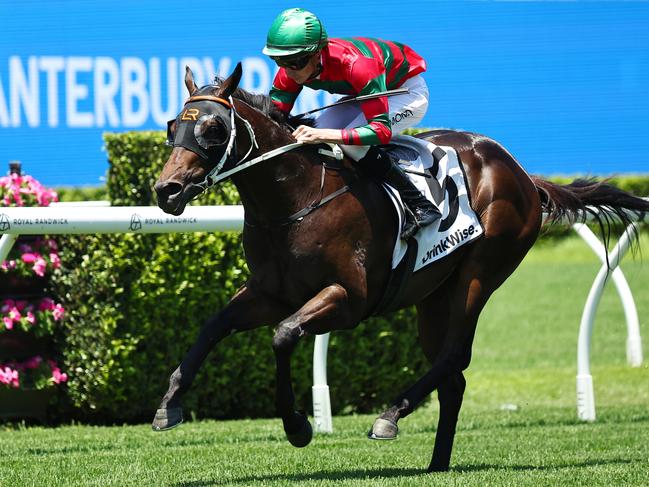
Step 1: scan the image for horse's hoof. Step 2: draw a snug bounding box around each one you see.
[368,417,398,440]
[152,407,183,431]
[284,412,313,448]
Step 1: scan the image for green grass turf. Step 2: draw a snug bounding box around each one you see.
[1,234,648,486]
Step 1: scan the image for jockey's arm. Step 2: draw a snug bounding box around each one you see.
[339,58,392,145]
[269,69,302,113]
[270,60,392,146]
[294,60,393,145]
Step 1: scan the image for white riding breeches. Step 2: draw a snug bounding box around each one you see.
[315,75,429,160]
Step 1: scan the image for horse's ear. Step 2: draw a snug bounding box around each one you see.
[185,66,198,95]
[219,63,242,98]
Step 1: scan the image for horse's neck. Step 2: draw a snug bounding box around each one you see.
[230,104,320,223]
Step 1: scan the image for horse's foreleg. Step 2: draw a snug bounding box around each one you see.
[271,283,351,447]
[152,284,290,431]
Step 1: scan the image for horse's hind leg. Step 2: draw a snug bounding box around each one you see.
[152,284,290,431]
[371,231,536,471]
[431,371,467,471]
[418,287,470,471]
[368,267,476,439]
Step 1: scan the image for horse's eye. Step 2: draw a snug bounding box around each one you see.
[203,122,228,146]
[194,114,230,150]
[165,119,176,147]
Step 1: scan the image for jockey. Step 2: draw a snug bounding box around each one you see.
[262,8,441,239]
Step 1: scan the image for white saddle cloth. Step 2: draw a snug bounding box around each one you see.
[383,135,484,272]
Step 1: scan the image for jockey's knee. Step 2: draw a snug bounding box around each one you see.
[341,144,369,162]
[353,146,393,178]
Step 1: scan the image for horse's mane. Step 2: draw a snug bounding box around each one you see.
[212,77,316,129]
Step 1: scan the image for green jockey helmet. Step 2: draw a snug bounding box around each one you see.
[262,8,328,58]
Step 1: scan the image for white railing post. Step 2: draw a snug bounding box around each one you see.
[573,223,643,367]
[0,233,18,264]
[312,333,333,433]
[573,222,639,421]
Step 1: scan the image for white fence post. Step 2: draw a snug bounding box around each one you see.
[312,333,333,433]
[0,234,18,263]
[573,222,640,421]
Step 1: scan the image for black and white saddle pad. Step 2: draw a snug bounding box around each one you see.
[383,135,484,272]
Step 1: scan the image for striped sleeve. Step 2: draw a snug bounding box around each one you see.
[269,68,302,113]
[340,57,392,146]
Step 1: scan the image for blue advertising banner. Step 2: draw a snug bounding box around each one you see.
[0,1,647,186]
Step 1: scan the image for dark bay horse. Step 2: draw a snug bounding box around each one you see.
[153,64,649,472]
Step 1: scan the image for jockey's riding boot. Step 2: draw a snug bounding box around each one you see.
[355,146,441,240]
[383,158,441,239]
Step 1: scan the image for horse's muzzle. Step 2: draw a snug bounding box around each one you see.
[155,180,203,215]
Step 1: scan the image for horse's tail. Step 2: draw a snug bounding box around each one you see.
[530,176,649,246]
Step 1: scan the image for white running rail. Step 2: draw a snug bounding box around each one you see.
[0,203,645,430]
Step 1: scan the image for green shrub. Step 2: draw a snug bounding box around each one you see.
[52,131,428,423]
[56,186,108,202]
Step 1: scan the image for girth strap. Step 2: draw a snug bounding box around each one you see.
[282,184,350,225]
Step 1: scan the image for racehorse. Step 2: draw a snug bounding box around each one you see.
[153,64,649,472]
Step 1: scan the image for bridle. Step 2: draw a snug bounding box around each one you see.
[168,94,343,192]
[167,93,348,226]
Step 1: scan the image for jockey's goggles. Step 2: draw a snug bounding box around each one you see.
[272,53,313,70]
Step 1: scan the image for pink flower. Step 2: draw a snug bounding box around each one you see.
[37,191,57,207]
[45,239,58,251]
[0,366,19,388]
[2,316,13,330]
[21,252,37,264]
[47,360,68,384]
[8,307,21,322]
[12,191,24,207]
[25,311,36,325]
[32,257,47,277]
[9,173,23,185]
[49,252,61,269]
[15,300,27,312]
[52,304,65,321]
[51,367,68,384]
[39,298,55,311]
[23,356,42,369]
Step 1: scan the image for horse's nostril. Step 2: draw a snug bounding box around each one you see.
[155,181,183,199]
